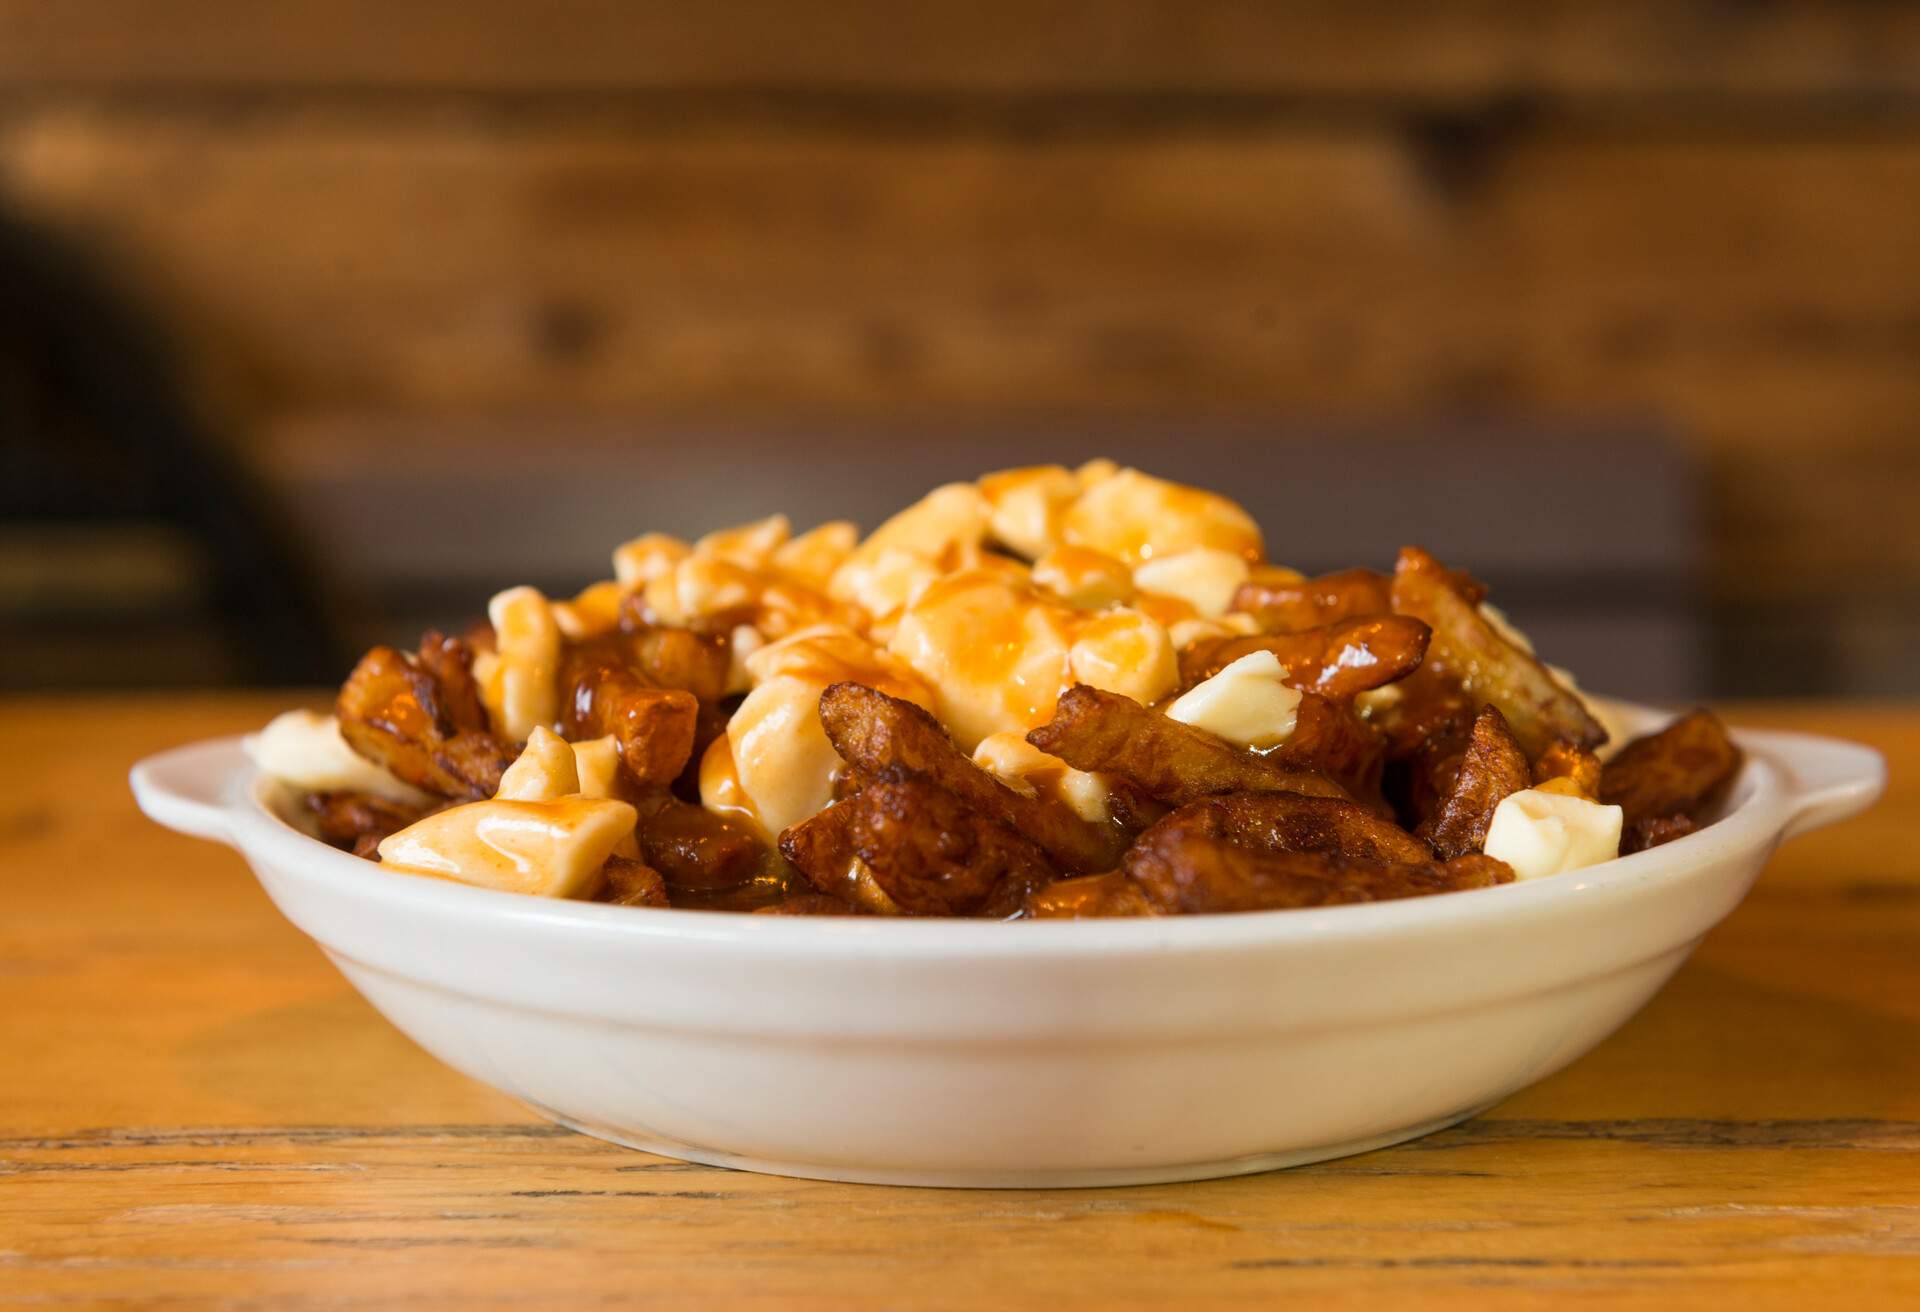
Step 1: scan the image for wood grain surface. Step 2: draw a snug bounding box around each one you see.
[0,695,1914,1308]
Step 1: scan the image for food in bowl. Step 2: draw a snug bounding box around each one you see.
[250,463,1740,918]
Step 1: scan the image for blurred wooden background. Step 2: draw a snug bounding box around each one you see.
[2,1,1917,695]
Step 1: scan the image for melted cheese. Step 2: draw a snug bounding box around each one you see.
[1165,650,1302,749]
[248,710,430,806]
[1483,788,1623,881]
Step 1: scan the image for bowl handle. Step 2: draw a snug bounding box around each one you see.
[129,737,252,845]
[1742,728,1887,841]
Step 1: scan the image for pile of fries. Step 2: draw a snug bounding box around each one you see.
[252,463,1740,917]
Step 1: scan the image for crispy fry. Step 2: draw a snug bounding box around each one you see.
[1269,694,1389,808]
[1026,683,1352,808]
[304,790,428,853]
[1533,740,1604,797]
[1124,823,1511,914]
[1417,706,1531,859]
[562,652,700,788]
[1157,791,1432,864]
[415,631,490,733]
[819,682,1123,874]
[1179,616,1431,699]
[598,625,733,703]
[1624,813,1698,854]
[1022,871,1157,919]
[634,794,766,889]
[778,801,857,889]
[846,772,1058,917]
[1599,709,1741,829]
[335,645,516,800]
[1389,547,1605,758]
[1230,568,1392,632]
[601,855,670,907]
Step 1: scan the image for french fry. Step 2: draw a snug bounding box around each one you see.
[1156,790,1432,865]
[1628,813,1698,853]
[1026,684,1352,808]
[1532,739,1604,797]
[819,682,1123,874]
[1179,615,1430,699]
[561,652,700,788]
[601,855,670,907]
[1417,706,1532,859]
[1022,871,1157,919]
[304,790,429,853]
[633,794,766,890]
[1230,568,1392,632]
[1124,823,1511,914]
[336,645,517,800]
[1600,709,1741,833]
[414,631,491,733]
[778,802,903,914]
[1389,546,1605,757]
[847,772,1059,917]
[1269,693,1389,809]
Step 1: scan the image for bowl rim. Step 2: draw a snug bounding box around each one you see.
[129,694,1885,958]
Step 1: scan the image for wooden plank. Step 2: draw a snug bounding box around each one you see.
[2,696,1916,1308]
[3,107,1916,600]
[1,1,1918,98]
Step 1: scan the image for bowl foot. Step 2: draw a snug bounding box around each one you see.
[532,1102,1496,1189]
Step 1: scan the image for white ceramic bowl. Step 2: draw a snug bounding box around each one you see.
[131,700,1883,1187]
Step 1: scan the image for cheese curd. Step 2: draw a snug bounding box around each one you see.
[1031,545,1134,608]
[978,465,1079,560]
[1132,546,1252,618]
[972,731,1112,824]
[377,797,637,899]
[249,709,429,806]
[709,625,934,841]
[484,585,562,742]
[1165,650,1302,749]
[1060,466,1263,566]
[1483,788,1624,881]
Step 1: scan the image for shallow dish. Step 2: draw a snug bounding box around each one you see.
[131,699,1882,1187]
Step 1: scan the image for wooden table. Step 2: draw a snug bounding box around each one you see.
[3,697,1915,1309]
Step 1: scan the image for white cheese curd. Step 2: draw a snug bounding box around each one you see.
[1131,546,1252,618]
[484,585,562,742]
[1483,788,1624,881]
[247,709,430,806]
[972,731,1112,824]
[1164,650,1302,749]
[377,796,637,899]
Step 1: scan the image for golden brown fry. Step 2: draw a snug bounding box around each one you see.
[601,855,670,907]
[562,652,700,788]
[634,794,766,890]
[846,772,1059,917]
[1158,791,1432,865]
[1124,822,1512,915]
[304,790,427,854]
[1417,706,1531,859]
[335,645,516,800]
[582,625,734,704]
[819,682,1123,874]
[1390,546,1606,757]
[1022,871,1157,919]
[1624,813,1698,854]
[778,801,857,889]
[1600,709,1741,829]
[1532,740,1604,798]
[1268,694,1389,809]
[1230,568,1393,632]
[1026,684,1352,808]
[415,631,491,734]
[1179,615,1431,699]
